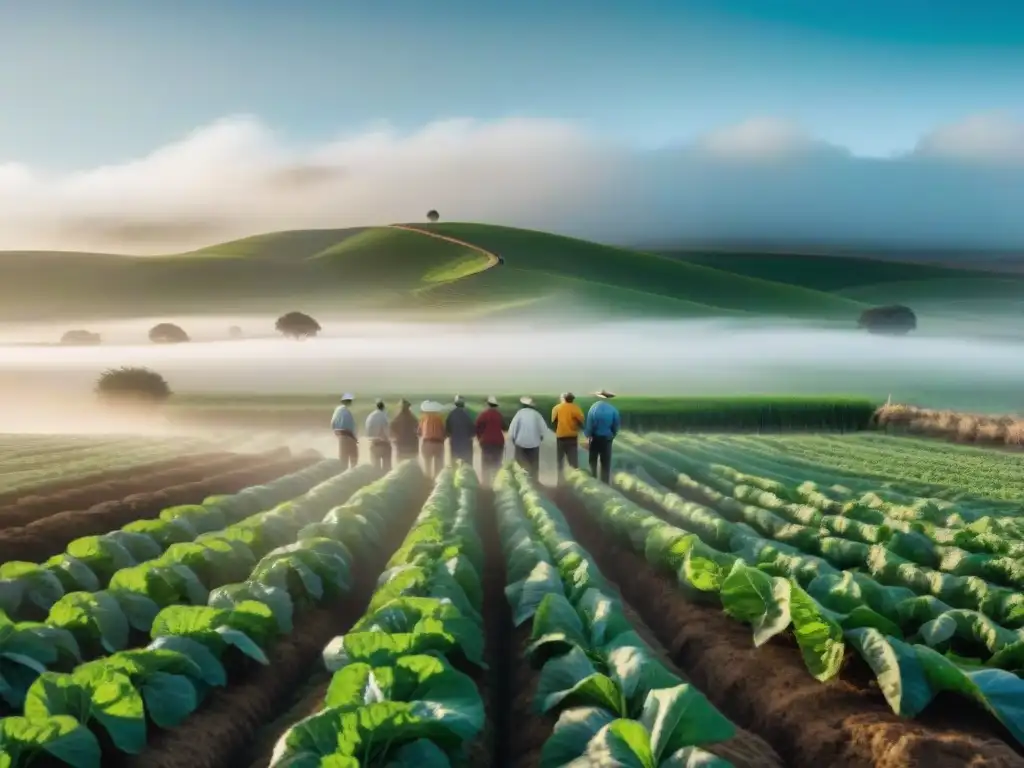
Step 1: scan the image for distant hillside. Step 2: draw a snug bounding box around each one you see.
[8,221,1016,326]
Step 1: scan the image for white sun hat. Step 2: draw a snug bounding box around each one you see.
[594,389,616,399]
[486,395,499,406]
[421,400,442,413]
[520,396,535,406]
[340,393,355,401]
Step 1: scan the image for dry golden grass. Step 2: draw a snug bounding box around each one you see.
[874,403,1024,447]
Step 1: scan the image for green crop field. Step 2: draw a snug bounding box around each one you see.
[2,423,1024,766]
[7,220,1019,324]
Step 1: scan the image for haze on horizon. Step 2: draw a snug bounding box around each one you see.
[0,2,1023,255]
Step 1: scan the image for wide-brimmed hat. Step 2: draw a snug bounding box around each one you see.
[486,395,499,406]
[421,400,442,413]
[594,389,616,399]
[340,392,354,402]
[453,395,465,406]
[520,396,535,406]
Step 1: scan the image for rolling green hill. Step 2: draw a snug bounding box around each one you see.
[2,221,1019,325]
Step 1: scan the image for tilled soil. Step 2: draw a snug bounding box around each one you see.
[553,488,1024,768]
[0,453,235,510]
[130,477,429,768]
[0,451,317,565]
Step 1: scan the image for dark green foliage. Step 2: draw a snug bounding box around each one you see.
[148,323,189,344]
[426,209,440,222]
[275,311,321,339]
[95,367,172,404]
[858,305,917,335]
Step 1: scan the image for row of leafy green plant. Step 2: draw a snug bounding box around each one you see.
[0,461,424,768]
[268,463,487,766]
[618,436,1024,646]
[0,459,355,711]
[497,463,738,767]
[562,465,1024,748]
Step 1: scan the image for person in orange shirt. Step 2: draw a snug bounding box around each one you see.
[551,392,585,484]
[417,400,447,478]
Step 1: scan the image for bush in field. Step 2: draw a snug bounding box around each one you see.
[858,305,916,335]
[275,311,321,339]
[426,209,440,222]
[228,325,244,339]
[60,329,101,345]
[149,322,190,344]
[96,366,172,404]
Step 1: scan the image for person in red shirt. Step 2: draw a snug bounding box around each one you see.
[475,395,506,485]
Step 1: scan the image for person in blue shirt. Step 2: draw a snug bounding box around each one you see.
[584,389,620,483]
[330,393,359,470]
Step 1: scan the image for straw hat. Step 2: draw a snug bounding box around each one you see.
[594,389,616,399]
[486,395,499,406]
[520,396,535,406]
[421,400,442,413]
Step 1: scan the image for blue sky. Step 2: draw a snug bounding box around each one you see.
[3,0,1024,167]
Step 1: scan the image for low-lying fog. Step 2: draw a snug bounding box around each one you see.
[1,315,1022,420]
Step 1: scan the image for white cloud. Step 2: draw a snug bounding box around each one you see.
[0,112,1023,253]
[914,112,1024,164]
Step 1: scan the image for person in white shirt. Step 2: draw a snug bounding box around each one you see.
[508,396,548,480]
[330,393,358,470]
[364,398,391,471]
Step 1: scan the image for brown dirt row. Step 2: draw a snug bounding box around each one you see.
[0,453,223,509]
[553,488,1024,768]
[0,450,315,565]
[0,451,283,529]
[114,475,431,768]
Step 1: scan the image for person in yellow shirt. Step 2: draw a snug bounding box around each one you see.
[551,392,585,484]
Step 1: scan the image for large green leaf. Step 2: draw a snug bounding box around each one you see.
[323,631,457,672]
[505,561,563,627]
[720,561,792,647]
[844,628,933,717]
[46,591,130,653]
[148,635,227,687]
[788,584,845,682]
[916,643,1024,745]
[208,582,294,634]
[0,562,64,613]
[25,668,146,754]
[0,715,100,768]
[564,718,657,767]
[65,536,136,583]
[540,707,617,768]
[43,555,100,594]
[527,592,588,661]
[270,699,478,765]
[639,684,736,756]
[141,671,198,728]
[149,602,275,661]
[577,589,634,648]
[535,646,625,715]
[602,635,683,712]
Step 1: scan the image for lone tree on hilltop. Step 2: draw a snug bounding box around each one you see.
[96,366,172,405]
[426,209,440,222]
[858,305,917,336]
[149,322,190,344]
[275,311,321,339]
[61,329,101,346]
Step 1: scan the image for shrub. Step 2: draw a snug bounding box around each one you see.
[426,209,440,222]
[95,367,172,404]
[149,323,190,344]
[858,305,916,335]
[275,311,321,339]
[60,329,101,345]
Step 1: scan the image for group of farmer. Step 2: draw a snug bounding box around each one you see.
[329,391,620,484]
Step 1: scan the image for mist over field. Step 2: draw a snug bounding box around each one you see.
[2,317,1023,427]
